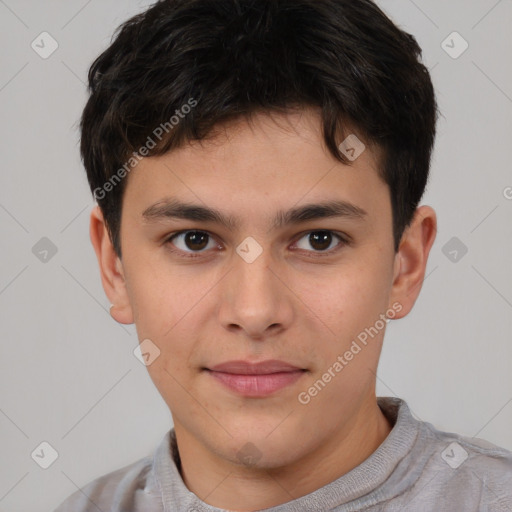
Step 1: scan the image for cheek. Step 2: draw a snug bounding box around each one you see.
[297,260,390,326]
[126,258,210,338]
[292,257,393,370]
[137,311,203,412]
[125,262,215,374]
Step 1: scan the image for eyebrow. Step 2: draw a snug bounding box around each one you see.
[142,198,367,231]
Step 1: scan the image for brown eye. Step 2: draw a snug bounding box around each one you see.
[309,231,333,251]
[169,231,214,253]
[294,231,346,253]
[184,231,209,251]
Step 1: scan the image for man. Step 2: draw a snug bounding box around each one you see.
[55,0,512,510]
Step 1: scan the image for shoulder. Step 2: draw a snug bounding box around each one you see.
[426,421,512,474]
[420,420,512,508]
[53,454,160,512]
[381,397,512,510]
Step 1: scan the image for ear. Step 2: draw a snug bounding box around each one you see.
[89,206,134,325]
[388,205,437,319]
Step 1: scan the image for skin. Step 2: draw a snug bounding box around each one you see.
[90,108,437,511]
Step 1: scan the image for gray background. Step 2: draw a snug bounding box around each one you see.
[0,1,511,511]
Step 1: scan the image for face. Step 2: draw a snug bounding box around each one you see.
[100,109,421,469]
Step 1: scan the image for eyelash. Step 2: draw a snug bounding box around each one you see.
[164,230,350,259]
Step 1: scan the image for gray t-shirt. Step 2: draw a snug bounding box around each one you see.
[54,397,512,511]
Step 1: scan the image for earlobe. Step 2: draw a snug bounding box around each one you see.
[89,206,134,325]
[388,205,437,319]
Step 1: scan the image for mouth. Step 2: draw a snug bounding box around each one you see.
[203,360,307,397]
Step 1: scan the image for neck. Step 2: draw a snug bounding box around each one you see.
[173,397,392,511]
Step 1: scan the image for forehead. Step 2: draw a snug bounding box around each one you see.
[122,109,388,223]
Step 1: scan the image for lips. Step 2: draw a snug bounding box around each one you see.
[208,360,303,375]
[205,360,306,397]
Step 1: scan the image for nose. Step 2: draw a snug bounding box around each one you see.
[218,246,293,339]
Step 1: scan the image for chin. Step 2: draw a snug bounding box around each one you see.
[220,428,307,469]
